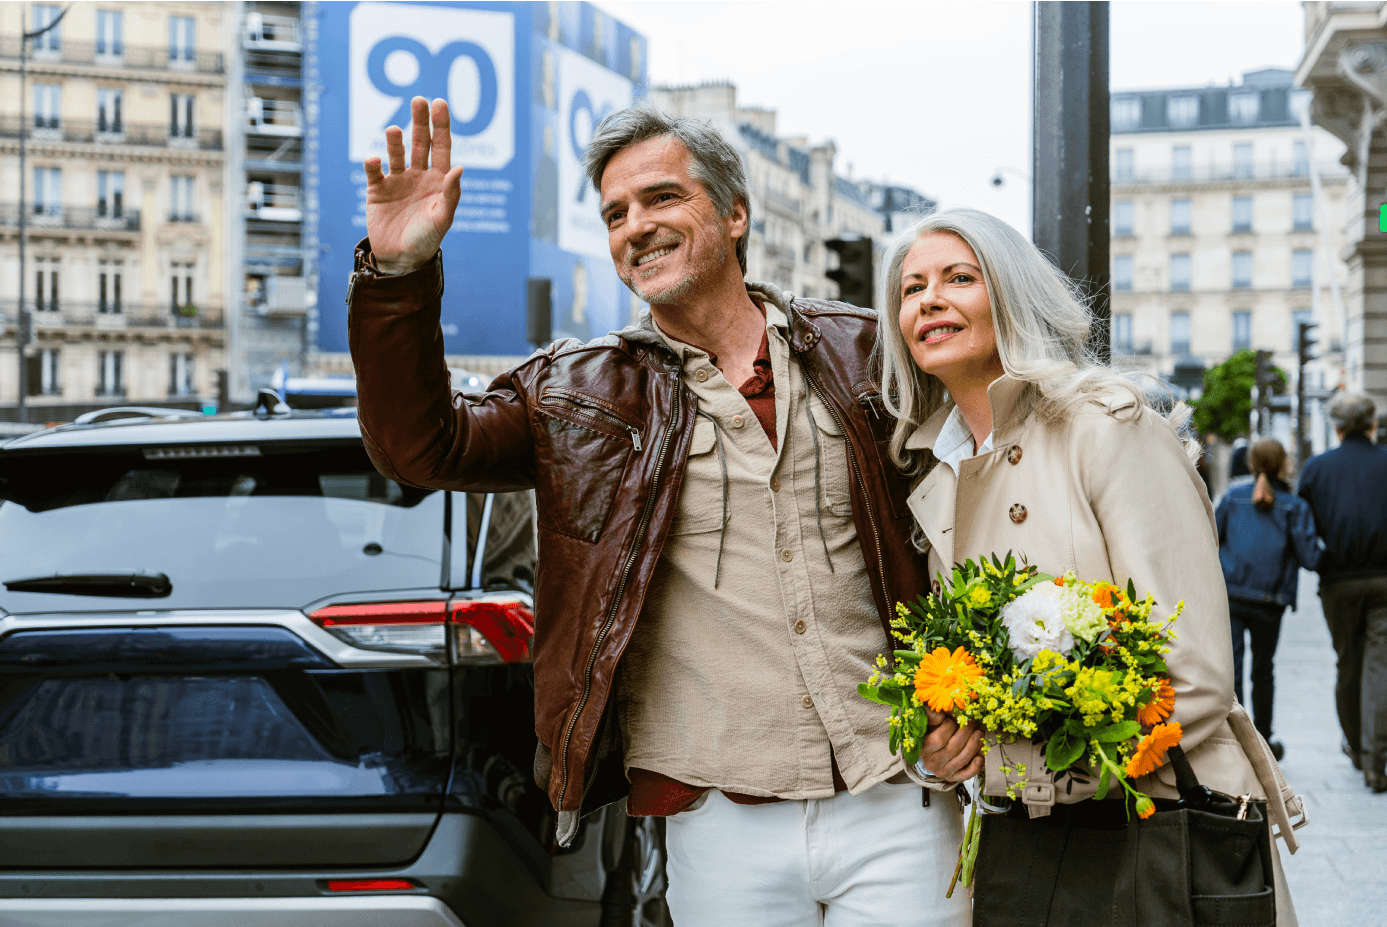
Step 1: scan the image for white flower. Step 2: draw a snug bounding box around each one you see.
[1000,582,1075,662]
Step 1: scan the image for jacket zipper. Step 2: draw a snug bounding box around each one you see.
[540,393,643,451]
[345,249,369,306]
[803,364,891,616]
[555,376,681,808]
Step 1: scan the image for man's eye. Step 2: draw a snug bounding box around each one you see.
[605,212,624,227]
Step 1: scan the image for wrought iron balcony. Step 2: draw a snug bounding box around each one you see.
[0,35,223,74]
[0,116,223,151]
[0,204,141,233]
[0,300,224,331]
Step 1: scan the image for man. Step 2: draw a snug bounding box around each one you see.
[349,96,980,923]
[1298,392,1387,793]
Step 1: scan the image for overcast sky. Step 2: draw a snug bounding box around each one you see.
[597,0,1308,237]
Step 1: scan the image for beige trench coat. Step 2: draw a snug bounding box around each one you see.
[905,376,1285,809]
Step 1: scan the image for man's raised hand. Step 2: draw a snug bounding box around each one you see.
[364,96,463,275]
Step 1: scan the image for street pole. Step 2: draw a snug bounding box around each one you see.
[16,5,68,424]
[1031,1,1111,362]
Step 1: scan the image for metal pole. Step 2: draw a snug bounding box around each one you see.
[1032,1,1111,362]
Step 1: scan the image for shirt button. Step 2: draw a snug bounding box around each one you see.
[780,548,794,562]
[732,415,745,428]
[801,695,814,708]
[794,620,807,634]
[1009,503,1028,524]
[695,369,709,382]
[770,477,781,492]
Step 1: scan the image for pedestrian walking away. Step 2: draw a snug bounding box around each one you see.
[1297,392,1387,794]
[346,96,976,925]
[1215,438,1324,760]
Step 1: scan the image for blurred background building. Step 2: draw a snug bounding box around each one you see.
[1108,67,1349,399]
[0,1,228,422]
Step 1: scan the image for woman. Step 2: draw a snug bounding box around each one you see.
[877,208,1298,923]
[1216,438,1322,760]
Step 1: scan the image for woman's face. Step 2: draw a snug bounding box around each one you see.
[897,232,1003,391]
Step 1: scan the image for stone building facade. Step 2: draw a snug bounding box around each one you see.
[0,1,228,421]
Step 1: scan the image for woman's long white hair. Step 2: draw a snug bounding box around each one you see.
[877,207,1192,473]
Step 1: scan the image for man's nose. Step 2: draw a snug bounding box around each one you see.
[623,203,658,242]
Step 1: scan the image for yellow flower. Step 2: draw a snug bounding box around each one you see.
[966,585,993,609]
[914,646,983,712]
[1125,722,1183,778]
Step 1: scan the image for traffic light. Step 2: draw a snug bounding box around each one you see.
[1254,350,1276,395]
[1297,320,1318,369]
[825,237,874,308]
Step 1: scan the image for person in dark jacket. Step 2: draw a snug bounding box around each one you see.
[1298,392,1387,793]
[1216,438,1323,759]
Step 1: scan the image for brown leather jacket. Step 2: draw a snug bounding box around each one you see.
[347,241,931,818]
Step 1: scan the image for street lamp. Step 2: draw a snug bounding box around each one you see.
[16,4,69,424]
[990,166,1032,189]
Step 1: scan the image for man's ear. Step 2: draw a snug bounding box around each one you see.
[727,199,749,242]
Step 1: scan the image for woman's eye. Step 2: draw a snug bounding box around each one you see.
[949,273,975,285]
[903,283,924,296]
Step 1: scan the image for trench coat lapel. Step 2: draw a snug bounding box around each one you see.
[904,404,956,569]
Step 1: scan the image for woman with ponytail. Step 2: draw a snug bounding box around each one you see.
[1215,438,1324,758]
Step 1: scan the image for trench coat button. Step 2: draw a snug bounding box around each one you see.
[770,477,781,492]
[931,580,942,596]
[794,620,807,634]
[1007,445,1023,465]
[802,695,814,708]
[781,548,794,562]
[732,415,745,429]
[1009,503,1028,524]
[695,368,710,382]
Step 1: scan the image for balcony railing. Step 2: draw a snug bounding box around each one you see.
[245,183,302,221]
[246,99,303,136]
[245,13,303,52]
[0,204,141,233]
[1112,160,1346,185]
[0,116,223,151]
[0,35,223,74]
[0,300,224,330]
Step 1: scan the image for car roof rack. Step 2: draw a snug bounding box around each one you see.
[71,407,205,426]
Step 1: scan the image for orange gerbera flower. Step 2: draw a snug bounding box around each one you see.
[914,646,983,712]
[1125,722,1183,778]
[1137,679,1176,727]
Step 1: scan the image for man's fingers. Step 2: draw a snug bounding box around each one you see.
[364,157,384,185]
[409,96,431,170]
[386,126,406,174]
[430,98,453,173]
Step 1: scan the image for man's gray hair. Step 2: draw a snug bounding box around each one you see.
[583,101,750,274]
[1328,391,1376,437]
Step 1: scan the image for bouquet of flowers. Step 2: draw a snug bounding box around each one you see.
[858,554,1184,894]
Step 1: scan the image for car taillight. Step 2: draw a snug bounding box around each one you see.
[326,879,416,892]
[451,597,534,664]
[309,601,448,655]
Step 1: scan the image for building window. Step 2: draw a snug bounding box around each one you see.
[1112,98,1140,131]
[170,175,195,222]
[1113,148,1134,182]
[1171,311,1192,356]
[1170,199,1192,236]
[1169,253,1191,292]
[1293,309,1314,349]
[27,349,60,397]
[1293,193,1314,232]
[1113,200,1134,237]
[1229,92,1260,125]
[170,353,195,397]
[33,257,59,312]
[32,166,61,216]
[1232,195,1253,233]
[32,82,60,131]
[97,170,124,218]
[1233,142,1254,179]
[1291,139,1309,176]
[1232,311,1252,352]
[1171,145,1192,181]
[31,4,61,52]
[1167,95,1199,128]
[1113,255,1134,292]
[170,93,195,139]
[97,87,123,134]
[1232,251,1253,289]
[98,261,123,314]
[171,262,195,313]
[169,14,195,63]
[96,9,123,57]
[97,350,124,397]
[1292,249,1313,288]
[1113,313,1133,352]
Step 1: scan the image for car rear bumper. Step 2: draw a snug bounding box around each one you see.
[0,895,465,927]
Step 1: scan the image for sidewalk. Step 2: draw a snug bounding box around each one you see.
[1273,571,1387,925]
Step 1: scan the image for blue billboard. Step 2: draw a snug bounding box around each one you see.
[315,1,648,356]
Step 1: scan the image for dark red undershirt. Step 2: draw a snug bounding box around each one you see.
[626,321,848,816]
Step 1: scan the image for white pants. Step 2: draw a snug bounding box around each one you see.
[664,781,971,927]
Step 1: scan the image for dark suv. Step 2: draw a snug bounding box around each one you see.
[0,403,667,927]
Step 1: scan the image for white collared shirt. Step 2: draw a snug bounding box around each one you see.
[932,404,993,475]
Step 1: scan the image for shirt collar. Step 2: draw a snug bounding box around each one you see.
[932,404,993,475]
[647,294,788,364]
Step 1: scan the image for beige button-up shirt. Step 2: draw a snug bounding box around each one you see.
[615,296,903,798]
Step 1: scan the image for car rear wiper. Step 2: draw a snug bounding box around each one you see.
[4,572,172,598]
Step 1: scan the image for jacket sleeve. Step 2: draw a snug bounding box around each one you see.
[347,240,539,492]
[1077,406,1234,757]
[1214,491,1231,549]
[1290,497,1325,572]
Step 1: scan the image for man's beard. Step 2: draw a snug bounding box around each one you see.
[622,237,726,305]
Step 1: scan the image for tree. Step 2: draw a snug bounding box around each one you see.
[1190,349,1287,444]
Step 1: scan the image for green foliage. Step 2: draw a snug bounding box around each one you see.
[1191,350,1287,443]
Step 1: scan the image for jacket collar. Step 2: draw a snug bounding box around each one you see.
[621,280,793,356]
[903,374,1033,453]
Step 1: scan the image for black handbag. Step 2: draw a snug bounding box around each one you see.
[972,746,1276,927]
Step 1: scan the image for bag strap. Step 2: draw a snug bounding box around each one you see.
[1227,703,1308,853]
